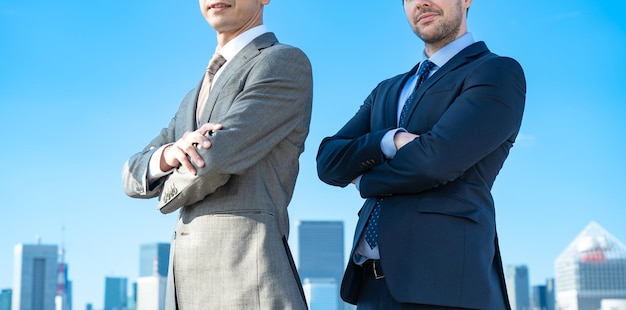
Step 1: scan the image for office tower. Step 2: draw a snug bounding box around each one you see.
[0,289,11,310]
[104,277,128,310]
[600,300,626,310]
[546,278,555,310]
[555,221,626,310]
[506,265,530,310]
[531,285,547,310]
[297,221,344,310]
[137,257,166,310]
[139,243,170,278]
[302,278,338,310]
[128,282,137,310]
[137,244,169,310]
[12,242,58,310]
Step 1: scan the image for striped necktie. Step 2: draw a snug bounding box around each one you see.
[197,53,227,123]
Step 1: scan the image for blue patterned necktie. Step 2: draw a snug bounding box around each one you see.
[365,200,383,249]
[398,60,435,127]
[364,60,435,250]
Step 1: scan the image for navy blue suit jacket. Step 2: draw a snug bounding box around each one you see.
[316,42,526,309]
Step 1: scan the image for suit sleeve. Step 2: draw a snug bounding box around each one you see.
[121,91,193,199]
[359,57,526,197]
[316,86,393,187]
[157,46,313,212]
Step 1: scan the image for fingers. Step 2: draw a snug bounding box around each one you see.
[199,123,223,139]
[163,124,223,175]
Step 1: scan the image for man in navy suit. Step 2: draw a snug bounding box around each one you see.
[316,0,526,309]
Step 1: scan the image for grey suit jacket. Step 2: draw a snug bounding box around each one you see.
[122,32,312,310]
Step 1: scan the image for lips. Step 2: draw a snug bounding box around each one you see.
[209,2,231,10]
[415,11,439,24]
[416,11,438,24]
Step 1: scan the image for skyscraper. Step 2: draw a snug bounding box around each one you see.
[555,221,626,310]
[531,284,547,310]
[12,242,58,310]
[297,221,344,310]
[0,289,12,310]
[137,243,169,310]
[136,258,165,310]
[104,277,128,310]
[506,264,530,310]
[302,278,338,310]
[139,243,170,278]
[136,276,166,310]
[546,278,555,310]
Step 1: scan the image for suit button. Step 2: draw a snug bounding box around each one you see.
[135,182,144,193]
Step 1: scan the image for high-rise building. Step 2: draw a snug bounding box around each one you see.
[0,289,12,310]
[302,278,338,310]
[297,221,344,310]
[137,244,169,310]
[546,278,555,310]
[104,277,128,310]
[12,242,58,310]
[531,279,555,310]
[128,282,137,310]
[136,257,165,310]
[506,264,530,310]
[139,243,170,278]
[532,284,547,310]
[555,221,626,310]
[136,276,166,310]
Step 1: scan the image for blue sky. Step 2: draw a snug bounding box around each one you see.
[1,0,625,308]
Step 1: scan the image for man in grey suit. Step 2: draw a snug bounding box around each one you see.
[122,0,312,309]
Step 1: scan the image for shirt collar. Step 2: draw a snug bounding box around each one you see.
[217,25,269,61]
[423,32,475,68]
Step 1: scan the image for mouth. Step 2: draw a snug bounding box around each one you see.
[209,2,231,10]
[416,11,438,24]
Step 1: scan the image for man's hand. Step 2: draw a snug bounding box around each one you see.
[394,131,420,150]
[160,123,223,175]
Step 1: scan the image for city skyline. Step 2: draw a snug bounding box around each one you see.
[4,219,624,310]
[1,0,625,309]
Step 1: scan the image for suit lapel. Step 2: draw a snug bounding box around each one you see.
[382,66,418,129]
[198,33,279,125]
[402,42,490,124]
[192,76,204,129]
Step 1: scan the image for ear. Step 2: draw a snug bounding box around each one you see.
[261,0,270,5]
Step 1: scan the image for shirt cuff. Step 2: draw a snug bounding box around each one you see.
[147,144,174,181]
[381,128,407,159]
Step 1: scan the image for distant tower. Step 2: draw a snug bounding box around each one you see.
[103,277,128,310]
[12,240,58,310]
[55,227,72,310]
[506,265,530,310]
[555,221,626,310]
[297,221,344,310]
[546,278,555,310]
[139,243,170,278]
[0,289,12,310]
[531,284,547,310]
[302,278,338,310]
[136,257,166,310]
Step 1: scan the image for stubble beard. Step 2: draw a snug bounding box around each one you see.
[413,5,463,47]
